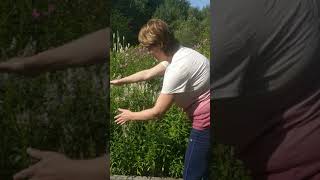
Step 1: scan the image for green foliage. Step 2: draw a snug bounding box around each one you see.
[112,0,208,46]
[211,144,252,180]
[174,7,210,47]
[111,10,131,44]
[111,0,161,44]
[174,17,202,47]
[0,0,109,56]
[0,0,109,178]
[153,0,190,26]
[198,6,210,41]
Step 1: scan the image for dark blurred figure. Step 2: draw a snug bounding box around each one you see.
[211,0,320,179]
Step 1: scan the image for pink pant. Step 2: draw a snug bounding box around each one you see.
[186,90,211,130]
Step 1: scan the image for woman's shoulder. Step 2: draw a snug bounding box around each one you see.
[178,46,207,57]
[172,47,197,62]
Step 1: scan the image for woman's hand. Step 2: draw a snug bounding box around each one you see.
[0,57,25,74]
[14,148,108,180]
[114,108,135,125]
[114,94,174,124]
[110,79,124,86]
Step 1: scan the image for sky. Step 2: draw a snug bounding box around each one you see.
[188,0,210,9]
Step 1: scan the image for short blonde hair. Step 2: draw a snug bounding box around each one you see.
[138,19,179,55]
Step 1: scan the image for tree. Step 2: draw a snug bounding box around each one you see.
[153,0,190,28]
[111,0,161,44]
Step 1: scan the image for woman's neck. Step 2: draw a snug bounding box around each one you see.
[165,45,180,62]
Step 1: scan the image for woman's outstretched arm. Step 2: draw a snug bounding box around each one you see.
[110,61,167,85]
[114,93,174,124]
[0,28,110,75]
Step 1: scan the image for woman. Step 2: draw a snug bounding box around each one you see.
[111,19,210,180]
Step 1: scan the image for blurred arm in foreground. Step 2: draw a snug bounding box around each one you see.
[0,28,110,75]
[13,148,109,180]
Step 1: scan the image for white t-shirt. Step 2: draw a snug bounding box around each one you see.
[161,46,210,109]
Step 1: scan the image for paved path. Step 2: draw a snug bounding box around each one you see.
[111,175,183,180]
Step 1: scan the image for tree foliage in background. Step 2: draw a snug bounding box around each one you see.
[153,0,190,27]
[172,6,209,47]
[111,0,161,44]
[111,0,209,46]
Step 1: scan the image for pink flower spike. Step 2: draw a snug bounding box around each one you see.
[32,9,40,18]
